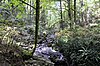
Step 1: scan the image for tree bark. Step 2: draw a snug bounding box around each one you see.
[81,0,84,27]
[60,0,64,30]
[67,0,73,29]
[67,0,71,20]
[30,0,32,22]
[74,0,76,24]
[32,0,40,54]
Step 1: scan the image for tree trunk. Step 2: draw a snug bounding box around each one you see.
[67,0,71,20]
[81,0,84,27]
[30,0,32,22]
[67,0,73,29]
[74,0,76,24]
[99,0,100,8]
[60,0,64,30]
[32,0,40,54]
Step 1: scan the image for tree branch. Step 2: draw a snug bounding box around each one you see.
[20,0,36,9]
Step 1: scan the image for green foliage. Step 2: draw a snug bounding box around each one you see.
[1,26,19,44]
[56,27,100,66]
[22,50,32,56]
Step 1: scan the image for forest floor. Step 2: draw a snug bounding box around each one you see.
[0,42,54,66]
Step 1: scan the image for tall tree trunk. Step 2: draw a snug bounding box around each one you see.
[67,0,71,20]
[74,0,76,24]
[67,0,72,29]
[26,0,29,22]
[84,9,88,27]
[99,0,100,8]
[81,0,84,27]
[60,0,64,30]
[30,0,32,22]
[32,0,40,54]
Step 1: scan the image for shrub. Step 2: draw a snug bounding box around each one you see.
[56,27,100,66]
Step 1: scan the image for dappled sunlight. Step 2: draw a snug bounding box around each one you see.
[0,0,100,66]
